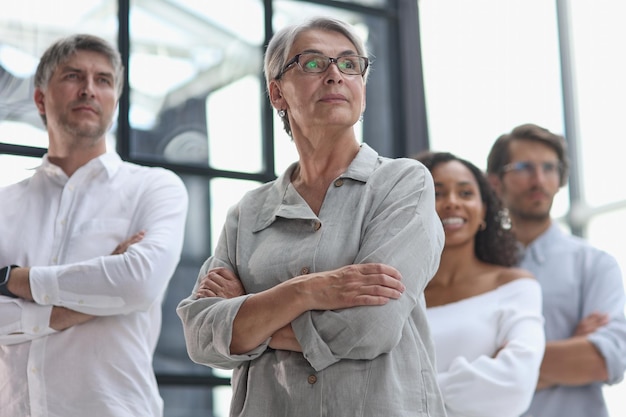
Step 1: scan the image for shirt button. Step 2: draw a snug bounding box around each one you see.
[334,179,344,187]
[300,267,310,275]
[307,375,317,384]
[313,221,321,231]
[33,326,40,333]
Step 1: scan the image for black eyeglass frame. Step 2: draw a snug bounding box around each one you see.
[276,53,369,79]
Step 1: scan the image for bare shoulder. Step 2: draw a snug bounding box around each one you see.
[496,267,536,287]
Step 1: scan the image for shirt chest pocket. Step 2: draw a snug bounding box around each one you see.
[65,219,132,262]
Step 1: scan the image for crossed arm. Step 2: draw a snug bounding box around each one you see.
[536,312,609,390]
[4,231,145,331]
[194,264,405,354]
[180,159,443,368]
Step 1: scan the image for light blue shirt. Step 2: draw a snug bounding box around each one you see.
[177,144,446,417]
[519,222,626,417]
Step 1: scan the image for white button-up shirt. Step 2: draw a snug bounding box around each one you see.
[0,153,188,417]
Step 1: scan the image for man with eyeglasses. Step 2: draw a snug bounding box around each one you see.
[486,123,626,417]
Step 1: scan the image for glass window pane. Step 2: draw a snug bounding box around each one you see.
[570,1,626,207]
[212,383,233,417]
[419,0,564,168]
[207,75,263,172]
[419,0,568,219]
[128,0,264,172]
[335,0,387,6]
[273,111,299,176]
[210,177,262,254]
[0,0,118,150]
[605,383,626,417]
[588,209,626,279]
[0,154,40,186]
[159,385,222,417]
[0,123,47,148]
[588,209,626,417]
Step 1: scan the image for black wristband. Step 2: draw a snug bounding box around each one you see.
[0,265,20,298]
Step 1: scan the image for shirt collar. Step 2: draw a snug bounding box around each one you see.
[252,143,379,232]
[39,152,123,182]
[524,221,562,264]
[340,142,379,183]
[95,152,123,178]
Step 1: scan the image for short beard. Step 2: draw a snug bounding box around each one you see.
[508,206,551,223]
[59,115,108,145]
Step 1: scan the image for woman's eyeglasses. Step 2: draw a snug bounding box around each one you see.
[277,53,369,79]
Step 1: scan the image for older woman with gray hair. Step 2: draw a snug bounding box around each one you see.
[178,16,446,417]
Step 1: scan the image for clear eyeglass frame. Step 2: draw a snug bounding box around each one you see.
[501,161,562,178]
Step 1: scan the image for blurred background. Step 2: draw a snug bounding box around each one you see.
[1,1,624,416]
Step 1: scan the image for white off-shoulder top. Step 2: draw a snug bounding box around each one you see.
[427,278,546,417]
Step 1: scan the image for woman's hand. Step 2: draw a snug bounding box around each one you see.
[297,263,405,311]
[229,263,405,354]
[196,267,245,299]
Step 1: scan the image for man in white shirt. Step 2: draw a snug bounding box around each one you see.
[0,34,188,417]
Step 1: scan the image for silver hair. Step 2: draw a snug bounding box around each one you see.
[35,34,124,97]
[263,17,369,136]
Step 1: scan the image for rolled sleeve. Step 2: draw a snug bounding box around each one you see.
[584,253,626,384]
[177,293,270,369]
[588,321,626,384]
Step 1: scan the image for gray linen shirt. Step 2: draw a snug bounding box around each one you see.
[177,143,446,417]
[519,222,626,417]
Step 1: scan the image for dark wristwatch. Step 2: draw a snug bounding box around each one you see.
[0,265,20,298]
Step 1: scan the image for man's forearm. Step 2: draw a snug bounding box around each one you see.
[49,306,95,331]
[4,232,145,333]
[6,267,33,301]
[539,336,608,387]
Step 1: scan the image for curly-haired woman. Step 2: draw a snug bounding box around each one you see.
[414,151,546,417]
